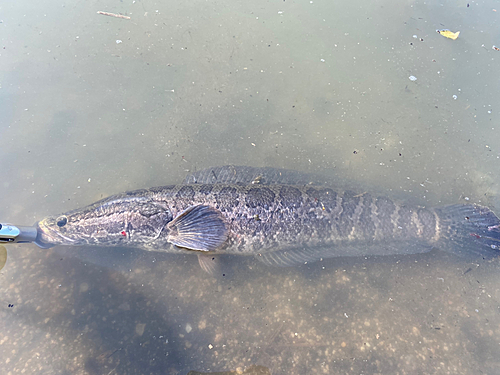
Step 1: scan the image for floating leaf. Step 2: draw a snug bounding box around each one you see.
[436,29,460,40]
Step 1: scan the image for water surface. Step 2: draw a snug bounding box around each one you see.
[1,0,499,373]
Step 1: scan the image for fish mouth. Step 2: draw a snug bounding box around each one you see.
[34,218,77,248]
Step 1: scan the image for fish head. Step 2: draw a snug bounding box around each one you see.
[35,195,173,249]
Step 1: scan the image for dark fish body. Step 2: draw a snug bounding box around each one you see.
[35,166,500,267]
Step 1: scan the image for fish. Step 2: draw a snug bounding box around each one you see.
[34,165,500,271]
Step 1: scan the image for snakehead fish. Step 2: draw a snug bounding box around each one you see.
[34,165,500,271]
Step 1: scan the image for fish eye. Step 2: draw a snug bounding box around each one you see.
[56,216,68,227]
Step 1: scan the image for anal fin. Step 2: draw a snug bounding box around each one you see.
[256,242,434,267]
[256,247,331,267]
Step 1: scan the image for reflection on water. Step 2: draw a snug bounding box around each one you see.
[1,0,500,373]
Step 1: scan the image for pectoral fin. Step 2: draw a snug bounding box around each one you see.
[167,205,228,251]
[197,253,222,275]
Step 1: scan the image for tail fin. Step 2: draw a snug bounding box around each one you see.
[435,204,500,260]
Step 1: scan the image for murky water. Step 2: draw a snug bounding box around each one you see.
[1,0,499,373]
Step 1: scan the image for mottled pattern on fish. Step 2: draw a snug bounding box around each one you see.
[37,183,439,254]
[35,166,500,264]
[182,184,440,255]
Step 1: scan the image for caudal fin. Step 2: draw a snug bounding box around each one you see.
[435,204,500,259]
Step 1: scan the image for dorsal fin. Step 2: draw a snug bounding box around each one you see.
[184,165,335,186]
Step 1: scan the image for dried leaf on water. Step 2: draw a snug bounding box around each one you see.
[436,29,460,40]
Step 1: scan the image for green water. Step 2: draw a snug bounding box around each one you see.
[1,0,499,373]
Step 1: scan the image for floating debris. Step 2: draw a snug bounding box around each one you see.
[409,75,417,81]
[97,11,131,20]
[436,29,460,40]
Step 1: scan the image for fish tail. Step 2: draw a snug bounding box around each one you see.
[435,204,500,259]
